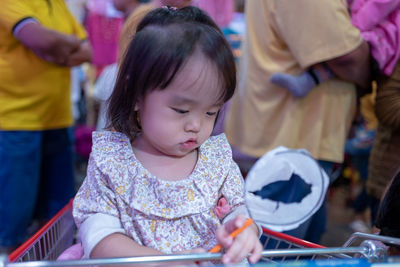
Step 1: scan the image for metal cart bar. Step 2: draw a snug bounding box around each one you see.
[261,246,367,258]
[343,232,400,248]
[2,246,371,267]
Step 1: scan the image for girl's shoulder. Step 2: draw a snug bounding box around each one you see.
[90,130,133,159]
[88,130,144,185]
[199,133,233,161]
[200,133,232,157]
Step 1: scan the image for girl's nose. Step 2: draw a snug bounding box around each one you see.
[184,116,201,133]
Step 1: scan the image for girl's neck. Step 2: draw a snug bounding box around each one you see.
[132,140,198,182]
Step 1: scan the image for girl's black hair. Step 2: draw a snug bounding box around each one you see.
[107,6,236,140]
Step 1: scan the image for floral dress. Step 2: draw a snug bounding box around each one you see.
[73,131,247,255]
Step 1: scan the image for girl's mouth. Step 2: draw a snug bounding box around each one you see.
[181,139,197,149]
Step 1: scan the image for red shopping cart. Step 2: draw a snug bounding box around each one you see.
[3,200,399,266]
[8,200,75,263]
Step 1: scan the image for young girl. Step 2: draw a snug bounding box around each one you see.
[270,0,400,97]
[73,6,262,265]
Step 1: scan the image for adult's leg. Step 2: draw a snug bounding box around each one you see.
[35,128,75,219]
[0,131,42,249]
[302,160,335,243]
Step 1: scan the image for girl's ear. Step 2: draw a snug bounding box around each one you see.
[134,98,142,111]
[135,95,144,111]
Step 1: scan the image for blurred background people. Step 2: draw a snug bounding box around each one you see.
[367,59,400,227]
[192,0,233,28]
[265,0,400,235]
[224,0,371,243]
[85,0,123,77]
[0,0,92,253]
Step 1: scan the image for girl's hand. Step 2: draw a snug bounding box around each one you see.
[215,215,262,264]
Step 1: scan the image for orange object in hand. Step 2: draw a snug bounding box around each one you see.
[209,218,254,253]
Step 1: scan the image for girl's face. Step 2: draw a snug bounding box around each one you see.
[135,52,222,158]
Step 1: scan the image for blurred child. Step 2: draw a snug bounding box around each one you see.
[73,6,262,265]
[270,0,400,98]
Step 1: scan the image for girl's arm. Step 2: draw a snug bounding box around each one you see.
[217,149,263,264]
[74,152,157,262]
[91,233,205,267]
[91,233,162,258]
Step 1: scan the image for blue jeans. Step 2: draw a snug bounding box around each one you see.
[0,129,75,247]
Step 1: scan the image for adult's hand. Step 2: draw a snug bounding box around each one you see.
[65,40,92,67]
[15,21,81,65]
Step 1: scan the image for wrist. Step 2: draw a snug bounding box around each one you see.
[250,222,260,236]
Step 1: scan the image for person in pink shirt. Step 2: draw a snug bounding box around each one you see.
[350,0,400,76]
[85,0,124,76]
[270,0,400,97]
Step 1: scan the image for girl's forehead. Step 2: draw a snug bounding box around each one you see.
[167,54,223,100]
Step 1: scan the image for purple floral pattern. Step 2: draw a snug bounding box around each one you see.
[73,131,246,253]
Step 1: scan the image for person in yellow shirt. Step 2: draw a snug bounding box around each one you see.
[0,0,91,252]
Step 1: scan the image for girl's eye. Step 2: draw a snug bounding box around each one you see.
[206,111,217,116]
[172,108,188,114]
